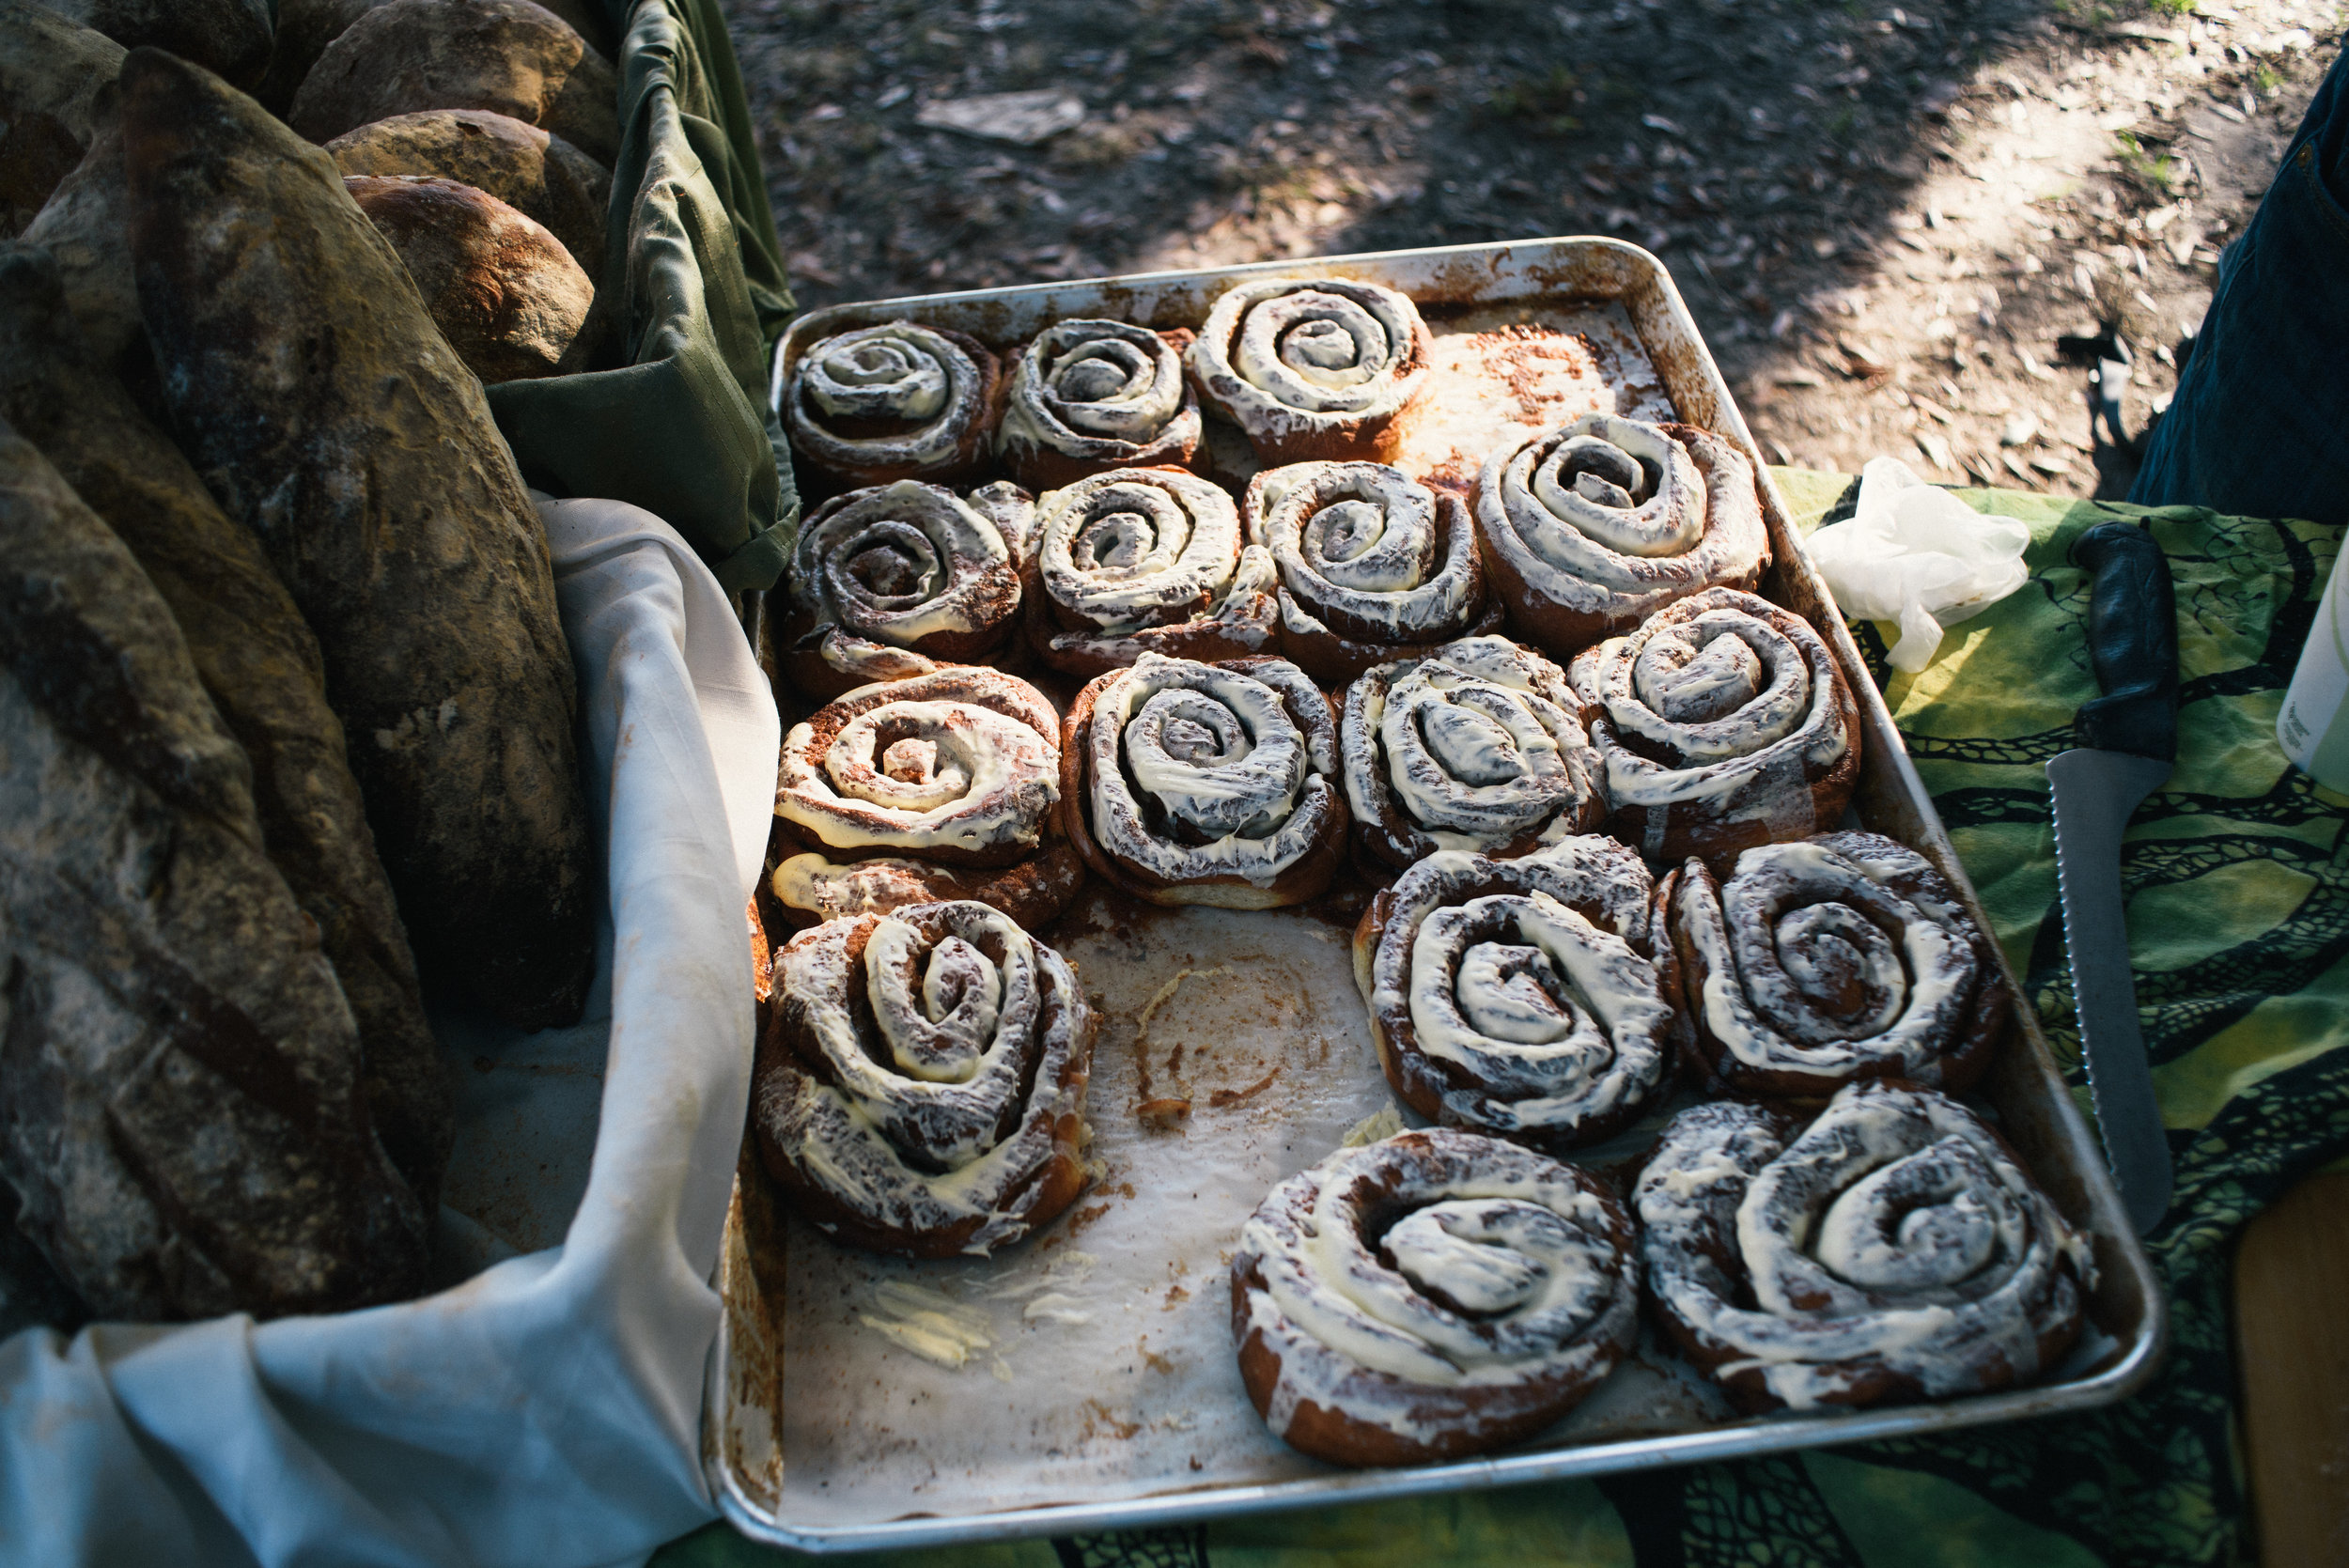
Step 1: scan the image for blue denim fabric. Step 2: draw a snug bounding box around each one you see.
[2128,47,2349,524]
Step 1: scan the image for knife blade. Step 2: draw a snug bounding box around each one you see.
[2047,520,2177,1235]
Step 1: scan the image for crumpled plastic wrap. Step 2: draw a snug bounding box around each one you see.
[1807,456,2031,672]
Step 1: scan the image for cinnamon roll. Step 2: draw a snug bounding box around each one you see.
[1340,636,1606,873]
[1062,652,1347,908]
[1185,277,1432,464]
[754,901,1096,1256]
[772,669,1080,925]
[770,842,1086,936]
[1662,831,2004,1100]
[1473,415,1768,654]
[1634,1080,2091,1413]
[1244,461,1504,686]
[777,479,1034,699]
[997,318,1203,489]
[784,320,1003,489]
[1027,465,1279,678]
[1566,588,1859,864]
[1352,837,1679,1152]
[1231,1127,1640,1466]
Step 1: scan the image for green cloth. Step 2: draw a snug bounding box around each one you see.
[487,0,799,594]
[660,478,2349,1567]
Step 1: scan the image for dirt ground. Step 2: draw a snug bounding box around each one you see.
[723,0,2342,500]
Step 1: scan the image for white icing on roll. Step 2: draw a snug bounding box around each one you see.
[784,480,1025,682]
[1363,837,1673,1148]
[1473,416,1767,641]
[1187,277,1430,450]
[1082,652,1339,889]
[1247,460,1486,647]
[1341,635,1602,865]
[756,903,1094,1255]
[1406,890,1672,1126]
[1037,466,1252,633]
[1232,1128,1638,1458]
[786,320,993,477]
[774,851,941,918]
[998,318,1199,468]
[1669,831,1999,1094]
[776,668,1059,862]
[1497,415,1704,560]
[1634,1082,2092,1412]
[1568,588,1855,846]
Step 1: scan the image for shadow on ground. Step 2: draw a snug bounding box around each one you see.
[726,0,2333,492]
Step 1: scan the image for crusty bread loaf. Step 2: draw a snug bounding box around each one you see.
[122,47,597,1030]
[0,244,452,1212]
[0,1,122,238]
[289,0,620,163]
[24,0,273,89]
[0,418,431,1321]
[21,118,138,372]
[260,0,614,115]
[345,173,594,382]
[0,1207,84,1339]
[257,0,385,116]
[328,108,608,272]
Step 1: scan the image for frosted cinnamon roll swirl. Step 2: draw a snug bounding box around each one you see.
[997,318,1203,489]
[1662,831,2004,1100]
[1635,1080,2091,1414]
[1473,416,1768,654]
[777,479,1035,699]
[1186,277,1432,464]
[1352,837,1678,1152]
[774,667,1060,868]
[1231,1127,1639,1466]
[1244,461,1503,686]
[784,320,1003,489]
[1062,652,1347,908]
[770,840,1086,936]
[1028,465,1279,677]
[1566,588,1859,865]
[754,901,1096,1256]
[1341,636,1605,873]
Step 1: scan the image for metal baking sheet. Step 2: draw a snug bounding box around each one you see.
[711,237,2167,1552]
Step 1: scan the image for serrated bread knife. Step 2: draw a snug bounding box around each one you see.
[2046,520,2176,1235]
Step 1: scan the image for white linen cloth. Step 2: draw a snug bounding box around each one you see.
[1807,456,2033,672]
[0,497,780,1567]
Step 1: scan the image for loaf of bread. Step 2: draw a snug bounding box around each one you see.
[345,173,594,382]
[0,420,431,1320]
[20,119,137,371]
[0,244,452,1210]
[0,1,122,238]
[122,47,597,1030]
[326,108,609,272]
[25,0,274,88]
[0,1207,84,1339]
[290,0,620,163]
[257,0,382,114]
[261,0,614,115]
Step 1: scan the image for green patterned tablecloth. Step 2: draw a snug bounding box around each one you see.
[661,474,2349,1568]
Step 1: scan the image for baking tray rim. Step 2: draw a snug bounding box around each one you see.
[768,233,1691,402]
[721,233,2170,1552]
[706,1301,2163,1554]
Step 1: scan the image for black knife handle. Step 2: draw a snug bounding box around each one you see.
[2071,521,2179,761]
